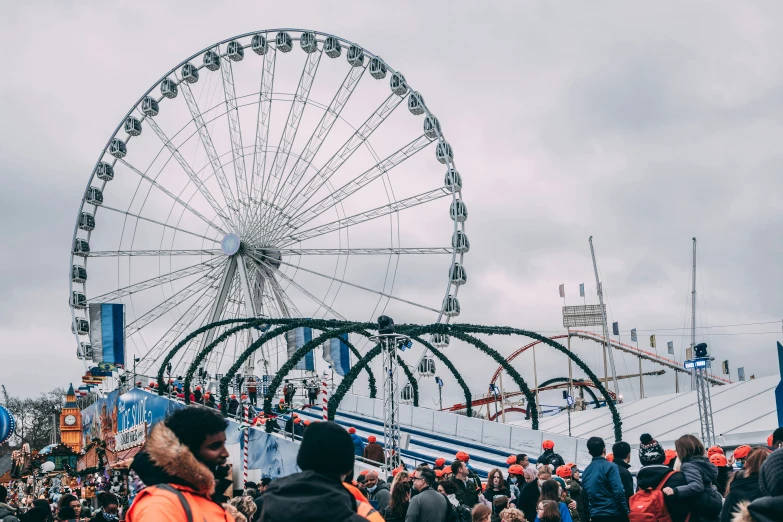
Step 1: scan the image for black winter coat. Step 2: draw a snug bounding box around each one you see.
[615,460,634,505]
[721,472,764,522]
[517,480,540,522]
[672,456,722,522]
[261,471,367,522]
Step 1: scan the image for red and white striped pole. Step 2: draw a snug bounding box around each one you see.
[243,403,249,492]
[321,372,329,421]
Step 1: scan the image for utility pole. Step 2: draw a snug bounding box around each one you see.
[589,237,620,398]
[690,238,716,446]
[691,237,697,392]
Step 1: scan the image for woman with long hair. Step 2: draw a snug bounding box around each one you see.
[381,481,411,522]
[472,504,491,522]
[484,468,512,503]
[662,434,723,522]
[537,501,562,522]
[720,447,771,522]
[535,480,572,522]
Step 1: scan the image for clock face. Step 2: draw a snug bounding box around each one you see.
[64,414,77,426]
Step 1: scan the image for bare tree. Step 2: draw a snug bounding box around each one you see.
[4,387,68,451]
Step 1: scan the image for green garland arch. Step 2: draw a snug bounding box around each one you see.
[156,317,376,402]
[157,318,622,440]
[396,354,419,407]
[323,327,539,428]
[448,324,623,441]
[410,335,473,418]
[157,317,262,394]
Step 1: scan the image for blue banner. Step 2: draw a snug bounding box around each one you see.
[286,327,314,371]
[324,334,351,376]
[88,303,126,367]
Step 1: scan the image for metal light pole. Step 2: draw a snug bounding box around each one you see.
[372,316,407,477]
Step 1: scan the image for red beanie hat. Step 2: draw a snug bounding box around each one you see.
[435,457,446,467]
[542,440,555,450]
[506,455,517,465]
[348,427,356,434]
[456,451,470,462]
[606,453,614,462]
[368,435,377,443]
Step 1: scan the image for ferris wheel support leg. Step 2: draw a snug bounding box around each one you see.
[198,257,237,379]
[237,254,268,375]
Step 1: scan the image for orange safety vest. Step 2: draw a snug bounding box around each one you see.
[343,482,385,522]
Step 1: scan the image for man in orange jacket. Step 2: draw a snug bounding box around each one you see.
[126,406,235,522]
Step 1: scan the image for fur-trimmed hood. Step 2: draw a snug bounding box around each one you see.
[733,497,783,522]
[130,422,216,497]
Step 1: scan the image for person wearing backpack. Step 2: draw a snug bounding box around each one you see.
[662,435,722,522]
[538,441,566,470]
[635,436,690,522]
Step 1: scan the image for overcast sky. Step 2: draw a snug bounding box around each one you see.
[2,1,782,413]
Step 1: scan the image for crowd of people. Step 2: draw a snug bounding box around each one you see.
[3,404,781,522]
[0,483,120,522]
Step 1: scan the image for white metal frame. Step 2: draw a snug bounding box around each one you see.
[69,29,467,383]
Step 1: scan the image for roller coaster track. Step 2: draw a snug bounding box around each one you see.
[445,330,730,413]
[490,330,731,386]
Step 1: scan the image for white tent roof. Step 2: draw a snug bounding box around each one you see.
[509,374,780,448]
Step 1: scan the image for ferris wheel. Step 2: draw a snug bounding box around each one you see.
[69,29,468,381]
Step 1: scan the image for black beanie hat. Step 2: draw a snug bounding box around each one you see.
[639,436,665,466]
[296,421,355,478]
[759,447,783,497]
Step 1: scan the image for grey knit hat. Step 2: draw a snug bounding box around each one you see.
[759,447,783,497]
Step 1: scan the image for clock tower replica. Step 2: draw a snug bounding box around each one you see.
[60,384,83,453]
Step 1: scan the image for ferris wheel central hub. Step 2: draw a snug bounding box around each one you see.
[221,233,241,256]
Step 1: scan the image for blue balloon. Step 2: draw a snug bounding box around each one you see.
[0,405,15,444]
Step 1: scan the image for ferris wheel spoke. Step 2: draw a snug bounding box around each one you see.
[280,187,452,246]
[249,48,277,218]
[252,255,345,320]
[126,263,225,337]
[266,93,406,242]
[248,249,441,313]
[269,276,299,318]
[255,49,324,234]
[260,64,367,242]
[86,249,223,257]
[134,282,221,376]
[180,82,241,226]
[279,134,434,235]
[89,258,225,304]
[100,204,221,244]
[276,247,452,255]
[145,117,236,231]
[219,54,251,231]
[117,159,227,236]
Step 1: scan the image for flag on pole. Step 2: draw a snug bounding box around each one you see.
[649,335,656,348]
[579,283,585,297]
[286,327,314,371]
[559,284,565,298]
[738,367,745,381]
[88,303,126,367]
[630,328,637,342]
[612,322,619,336]
[722,360,730,375]
[322,334,351,377]
[667,341,674,354]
